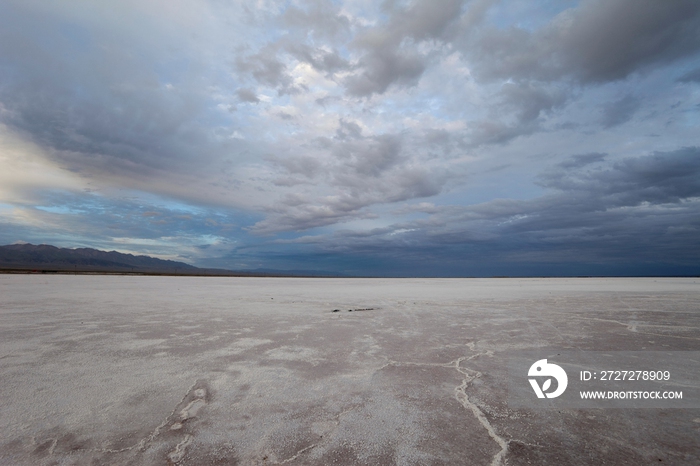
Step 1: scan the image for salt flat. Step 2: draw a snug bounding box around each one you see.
[0,276,699,465]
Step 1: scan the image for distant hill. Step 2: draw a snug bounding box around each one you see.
[0,243,215,275]
[0,243,345,276]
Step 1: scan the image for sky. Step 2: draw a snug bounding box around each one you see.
[0,0,699,276]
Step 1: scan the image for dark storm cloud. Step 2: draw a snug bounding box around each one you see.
[465,0,700,83]
[537,147,700,205]
[557,0,700,83]
[287,147,700,270]
[458,148,700,256]
[451,0,700,152]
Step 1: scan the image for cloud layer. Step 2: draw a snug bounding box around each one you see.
[0,0,699,275]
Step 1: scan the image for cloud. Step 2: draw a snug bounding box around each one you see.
[333,133,402,176]
[281,147,700,273]
[0,124,91,203]
[601,95,641,128]
[0,188,242,263]
[498,81,568,122]
[558,0,700,83]
[0,3,214,171]
[270,154,322,178]
[464,0,700,84]
[556,153,606,169]
[677,67,700,83]
[537,147,700,205]
[285,43,349,73]
[236,1,352,92]
[281,0,352,42]
[343,0,466,96]
[251,126,446,233]
[0,0,286,213]
[344,49,425,97]
[465,80,569,146]
[467,119,537,147]
[235,45,305,95]
[1,0,698,275]
[236,88,260,103]
[384,0,467,41]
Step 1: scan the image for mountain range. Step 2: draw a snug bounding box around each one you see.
[0,243,344,276]
[0,243,212,274]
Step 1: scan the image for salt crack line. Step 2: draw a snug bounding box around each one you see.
[272,404,361,464]
[137,379,200,452]
[48,438,57,455]
[576,317,700,340]
[30,436,58,456]
[451,356,509,466]
[374,352,507,465]
[376,360,456,371]
[510,439,543,449]
[168,434,193,463]
[90,380,201,455]
[277,443,319,464]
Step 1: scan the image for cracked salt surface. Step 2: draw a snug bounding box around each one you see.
[1,276,699,465]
